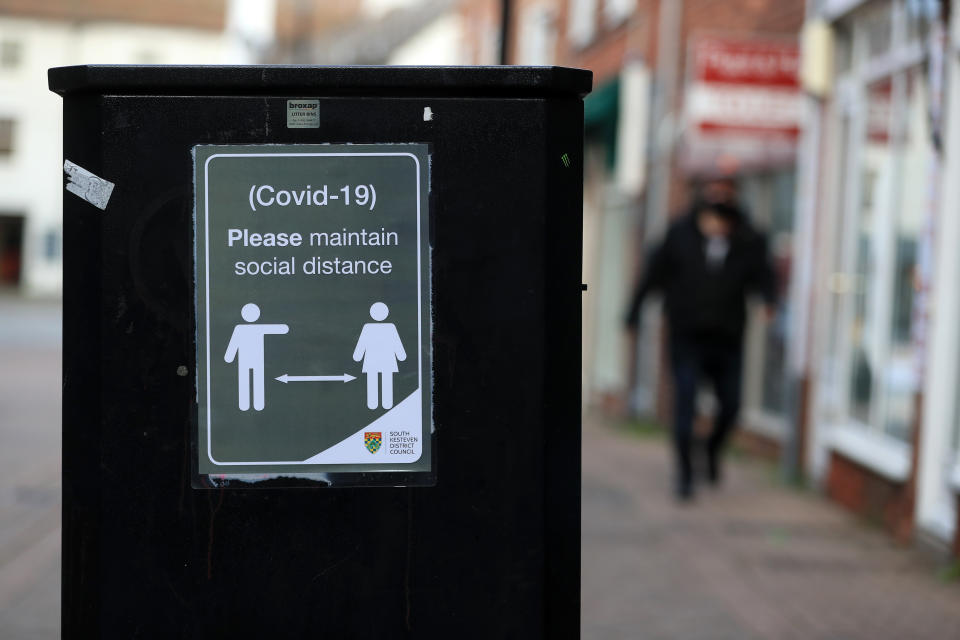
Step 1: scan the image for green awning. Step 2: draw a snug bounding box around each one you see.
[584,78,619,169]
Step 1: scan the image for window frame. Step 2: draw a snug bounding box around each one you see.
[817,0,930,477]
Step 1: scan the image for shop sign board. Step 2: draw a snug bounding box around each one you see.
[686,35,802,141]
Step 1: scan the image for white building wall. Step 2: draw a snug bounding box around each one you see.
[0,16,226,297]
[387,12,465,65]
[73,23,227,64]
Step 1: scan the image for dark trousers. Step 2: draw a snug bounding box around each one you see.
[669,333,743,488]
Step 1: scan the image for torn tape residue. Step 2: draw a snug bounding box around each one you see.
[64,160,115,210]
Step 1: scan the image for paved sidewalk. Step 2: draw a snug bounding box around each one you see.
[0,298,61,640]
[581,415,960,640]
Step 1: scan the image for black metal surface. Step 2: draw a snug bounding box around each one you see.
[49,64,592,98]
[53,65,588,639]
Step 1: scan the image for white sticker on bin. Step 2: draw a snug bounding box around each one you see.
[64,160,115,210]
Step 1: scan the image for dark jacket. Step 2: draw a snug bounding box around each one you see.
[625,206,776,344]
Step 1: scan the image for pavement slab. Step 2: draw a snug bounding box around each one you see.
[582,415,960,640]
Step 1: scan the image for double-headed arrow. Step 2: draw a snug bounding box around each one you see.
[275,373,356,384]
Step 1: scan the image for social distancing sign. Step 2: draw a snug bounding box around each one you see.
[194,144,431,477]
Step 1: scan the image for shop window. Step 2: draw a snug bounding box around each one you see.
[842,68,927,442]
[818,114,854,425]
[761,171,796,416]
[739,170,796,423]
[904,0,938,46]
[834,23,854,75]
[883,69,926,439]
[846,78,890,428]
[861,2,893,58]
[0,118,13,157]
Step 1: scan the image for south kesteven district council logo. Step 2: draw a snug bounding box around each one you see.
[364,432,382,454]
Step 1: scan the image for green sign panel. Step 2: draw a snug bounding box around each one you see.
[194,144,431,478]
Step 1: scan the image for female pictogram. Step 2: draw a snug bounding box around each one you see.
[352,302,406,410]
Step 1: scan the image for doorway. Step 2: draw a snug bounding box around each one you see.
[0,214,25,287]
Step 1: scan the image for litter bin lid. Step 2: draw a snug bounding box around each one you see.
[49,65,592,98]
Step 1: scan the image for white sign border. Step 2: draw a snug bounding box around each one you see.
[201,151,424,466]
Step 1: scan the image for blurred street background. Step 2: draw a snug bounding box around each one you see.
[4,0,960,637]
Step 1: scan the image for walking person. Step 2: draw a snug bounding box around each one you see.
[625,195,775,500]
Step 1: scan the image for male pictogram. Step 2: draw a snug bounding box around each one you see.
[224,303,289,411]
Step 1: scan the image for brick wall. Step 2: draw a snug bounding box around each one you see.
[683,0,805,34]
[819,392,926,543]
[827,452,915,543]
[553,0,659,84]
[460,0,501,64]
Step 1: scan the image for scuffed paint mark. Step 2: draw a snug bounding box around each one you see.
[423,107,433,122]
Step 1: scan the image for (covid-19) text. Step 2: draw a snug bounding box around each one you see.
[248,184,377,212]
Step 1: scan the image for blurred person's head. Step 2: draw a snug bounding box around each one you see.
[701,177,738,206]
[695,202,740,237]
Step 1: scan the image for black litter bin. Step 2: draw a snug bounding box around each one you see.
[50,65,591,639]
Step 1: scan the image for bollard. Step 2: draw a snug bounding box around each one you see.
[50,65,591,639]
